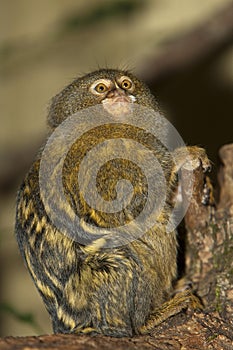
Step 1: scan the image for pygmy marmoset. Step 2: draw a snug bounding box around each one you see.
[15,69,210,336]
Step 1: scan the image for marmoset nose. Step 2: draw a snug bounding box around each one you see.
[107,87,126,99]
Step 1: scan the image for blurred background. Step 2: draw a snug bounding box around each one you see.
[0,0,232,336]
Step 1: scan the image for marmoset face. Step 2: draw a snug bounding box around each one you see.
[48,69,158,128]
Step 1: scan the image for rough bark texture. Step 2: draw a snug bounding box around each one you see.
[0,145,233,349]
[184,144,233,322]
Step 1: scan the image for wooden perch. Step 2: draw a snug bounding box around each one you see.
[218,144,233,214]
[1,144,233,349]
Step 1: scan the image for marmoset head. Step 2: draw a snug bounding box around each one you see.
[48,69,159,129]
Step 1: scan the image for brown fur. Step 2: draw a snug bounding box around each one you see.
[15,69,207,336]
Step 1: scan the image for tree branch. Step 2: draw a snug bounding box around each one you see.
[138,1,233,83]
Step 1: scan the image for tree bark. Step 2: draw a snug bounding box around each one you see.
[1,145,233,349]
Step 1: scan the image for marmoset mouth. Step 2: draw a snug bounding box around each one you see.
[102,97,135,117]
[111,95,132,103]
[101,87,136,117]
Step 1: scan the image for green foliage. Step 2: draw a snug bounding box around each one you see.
[0,302,44,334]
